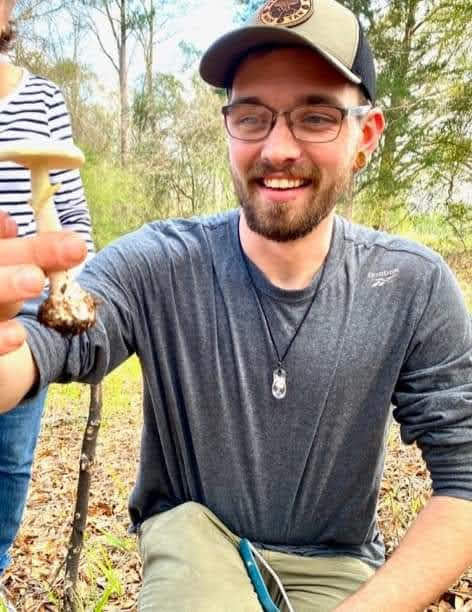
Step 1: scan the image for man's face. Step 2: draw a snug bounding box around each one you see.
[228,47,363,242]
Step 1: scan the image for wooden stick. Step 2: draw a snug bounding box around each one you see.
[63,383,103,611]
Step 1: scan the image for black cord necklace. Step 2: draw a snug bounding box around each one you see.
[239,231,327,400]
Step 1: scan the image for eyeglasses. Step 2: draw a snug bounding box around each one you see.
[221,102,371,143]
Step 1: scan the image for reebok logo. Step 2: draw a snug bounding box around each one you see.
[368,268,400,287]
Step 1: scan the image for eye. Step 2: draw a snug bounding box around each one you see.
[237,114,265,126]
[293,106,342,131]
[229,106,272,132]
[302,113,337,125]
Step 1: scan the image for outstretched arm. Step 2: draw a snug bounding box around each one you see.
[335,495,472,611]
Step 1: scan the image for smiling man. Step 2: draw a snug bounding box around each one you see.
[226,48,372,245]
[0,0,472,611]
[220,44,383,293]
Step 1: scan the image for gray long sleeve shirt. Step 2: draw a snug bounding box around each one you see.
[22,210,472,568]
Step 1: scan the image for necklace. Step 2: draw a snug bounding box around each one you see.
[239,234,327,400]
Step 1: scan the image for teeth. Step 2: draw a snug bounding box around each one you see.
[263,178,305,189]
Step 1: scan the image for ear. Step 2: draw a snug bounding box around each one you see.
[352,107,385,172]
[360,107,385,154]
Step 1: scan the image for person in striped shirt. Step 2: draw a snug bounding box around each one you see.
[0,4,94,605]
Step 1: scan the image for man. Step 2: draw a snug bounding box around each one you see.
[1,0,472,610]
[0,3,94,609]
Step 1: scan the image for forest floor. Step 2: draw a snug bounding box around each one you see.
[3,355,472,611]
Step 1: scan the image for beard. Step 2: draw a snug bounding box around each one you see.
[232,158,354,242]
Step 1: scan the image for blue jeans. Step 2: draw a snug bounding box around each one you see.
[0,295,47,575]
[0,389,47,574]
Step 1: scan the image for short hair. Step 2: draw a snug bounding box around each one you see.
[0,21,16,54]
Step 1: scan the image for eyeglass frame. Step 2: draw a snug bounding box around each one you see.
[221,101,372,144]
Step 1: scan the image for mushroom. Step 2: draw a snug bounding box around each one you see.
[0,140,97,335]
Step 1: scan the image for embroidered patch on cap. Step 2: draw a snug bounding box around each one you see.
[257,0,314,27]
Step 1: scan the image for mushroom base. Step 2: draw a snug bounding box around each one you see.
[38,287,98,336]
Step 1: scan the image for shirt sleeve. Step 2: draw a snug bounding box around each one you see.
[392,257,472,500]
[46,86,95,260]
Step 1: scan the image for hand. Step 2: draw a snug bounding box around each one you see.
[0,211,88,355]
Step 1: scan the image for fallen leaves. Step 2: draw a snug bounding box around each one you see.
[3,359,472,610]
[4,360,142,611]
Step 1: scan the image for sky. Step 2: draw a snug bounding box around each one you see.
[158,0,235,73]
[88,0,236,89]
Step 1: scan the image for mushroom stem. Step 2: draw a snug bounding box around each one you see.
[0,139,97,334]
[30,165,62,232]
[30,166,70,292]
[31,164,72,293]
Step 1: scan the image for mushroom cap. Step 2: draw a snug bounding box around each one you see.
[0,140,85,170]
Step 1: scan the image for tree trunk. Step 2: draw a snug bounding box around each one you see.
[376,0,417,229]
[120,0,130,167]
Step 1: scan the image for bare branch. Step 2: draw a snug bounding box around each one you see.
[63,384,103,612]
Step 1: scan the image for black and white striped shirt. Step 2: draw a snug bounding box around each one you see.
[0,71,94,255]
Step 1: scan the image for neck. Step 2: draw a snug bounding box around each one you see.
[239,211,335,291]
[0,62,23,99]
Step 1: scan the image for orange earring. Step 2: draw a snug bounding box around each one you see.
[355,151,368,171]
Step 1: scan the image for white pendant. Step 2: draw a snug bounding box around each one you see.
[272,367,287,399]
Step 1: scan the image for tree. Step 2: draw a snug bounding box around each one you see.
[13,0,67,66]
[74,0,142,167]
[344,0,472,233]
[132,73,233,218]
[131,0,185,136]
[233,0,264,24]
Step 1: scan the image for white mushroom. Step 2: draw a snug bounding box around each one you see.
[0,140,97,335]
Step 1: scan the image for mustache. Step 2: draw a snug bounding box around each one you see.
[246,160,321,183]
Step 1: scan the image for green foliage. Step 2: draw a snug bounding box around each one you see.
[354,0,472,235]
[178,40,202,71]
[131,72,234,223]
[81,158,155,249]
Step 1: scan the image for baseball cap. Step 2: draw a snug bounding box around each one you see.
[199,0,376,103]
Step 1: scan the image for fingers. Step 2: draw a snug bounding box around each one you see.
[0,262,45,356]
[0,211,18,238]
[0,319,27,356]
[0,231,88,272]
[0,231,87,324]
[0,230,87,358]
[0,262,45,313]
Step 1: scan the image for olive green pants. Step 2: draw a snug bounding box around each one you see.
[138,502,375,612]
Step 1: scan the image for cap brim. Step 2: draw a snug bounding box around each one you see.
[199,25,361,89]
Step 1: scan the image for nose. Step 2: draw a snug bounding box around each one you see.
[260,115,303,167]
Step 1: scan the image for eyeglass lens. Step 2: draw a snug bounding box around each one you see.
[225,104,344,142]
